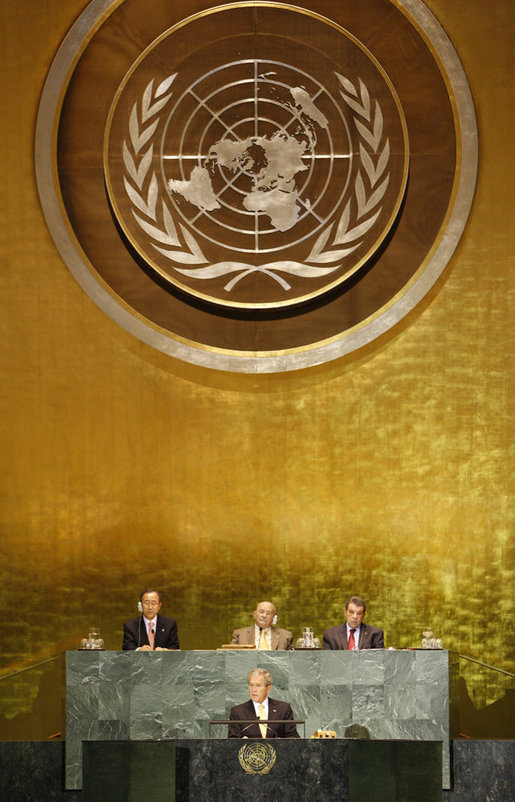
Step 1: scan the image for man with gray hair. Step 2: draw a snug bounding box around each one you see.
[228,668,300,738]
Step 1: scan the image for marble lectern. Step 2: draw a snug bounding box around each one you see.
[66,649,457,790]
[82,739,443,801]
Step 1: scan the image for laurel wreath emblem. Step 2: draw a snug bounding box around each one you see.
[238,742,276,775]
[122,71,390,292]
[306,73,390,265]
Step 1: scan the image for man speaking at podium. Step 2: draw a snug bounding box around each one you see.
[231,600,293,650]
[228,668,300,739]
[122,588,180,651]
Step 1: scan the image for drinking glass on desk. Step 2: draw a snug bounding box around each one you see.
[296,629,320,649]
[421,629,434,648]
[78,627,104,649]
[303,627,315,648]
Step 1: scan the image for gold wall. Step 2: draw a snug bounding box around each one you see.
[0,0,513,726]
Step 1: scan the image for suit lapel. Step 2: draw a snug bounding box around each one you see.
[141,617,150,646]
[246,699,261,738]
[271,629,279,650]
[138,615,149,646]
[339,625,348,650]
[358,624,368,649]
[246,699,257,719]
[266,698,278,738]
[268,699,278,720]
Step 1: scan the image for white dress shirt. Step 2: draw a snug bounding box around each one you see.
[252,698,269,717]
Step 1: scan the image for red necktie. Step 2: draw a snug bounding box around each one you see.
[148,622,155,649]
[348,628,356,650]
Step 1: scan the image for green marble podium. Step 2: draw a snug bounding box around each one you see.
[66,649,457,790]
[82,738,443,801]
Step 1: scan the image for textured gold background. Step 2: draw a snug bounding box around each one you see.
[0,0,513,725]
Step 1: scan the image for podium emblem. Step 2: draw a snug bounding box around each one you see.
[238,742,277,775]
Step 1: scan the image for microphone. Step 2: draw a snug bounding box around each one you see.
[232,720,284,738]
[221,716,304,738]
[227,711,266,738]
[236,720,260,737]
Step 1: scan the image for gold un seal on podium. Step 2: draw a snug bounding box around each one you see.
[238,742,277,775]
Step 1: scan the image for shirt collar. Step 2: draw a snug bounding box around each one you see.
[252,698,269,715]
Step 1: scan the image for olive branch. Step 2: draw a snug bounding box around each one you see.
[305,73,390,264]
[122,74,208,266]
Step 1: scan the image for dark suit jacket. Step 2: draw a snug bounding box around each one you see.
[323,622,384,650]
[231,626,293,650]
[122,614,180,650]
[228,698,300,738]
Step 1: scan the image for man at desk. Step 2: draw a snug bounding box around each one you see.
[122,588,180,651]
[228,668,300,738]
[323,595,384,650]
[231,600,293,650]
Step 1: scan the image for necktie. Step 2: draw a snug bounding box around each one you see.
[258,704,267,738]
[259,628,270,650]
[348,628,356,650]
[148,622,155,649]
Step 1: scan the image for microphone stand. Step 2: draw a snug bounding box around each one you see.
[209,719,306,738]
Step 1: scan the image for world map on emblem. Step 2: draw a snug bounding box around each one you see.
[166,62,337,240]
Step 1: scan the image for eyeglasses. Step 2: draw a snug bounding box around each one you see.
[142,601,160,607]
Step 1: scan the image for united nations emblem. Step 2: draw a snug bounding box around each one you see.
[238,742,277,775]
[104,11,408,309]
[36,0,477,371]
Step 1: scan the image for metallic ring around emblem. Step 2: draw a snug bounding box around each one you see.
[35,0,477,372]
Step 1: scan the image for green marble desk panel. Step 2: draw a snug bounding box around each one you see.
[82,739,443,801]
[66,649,456,790]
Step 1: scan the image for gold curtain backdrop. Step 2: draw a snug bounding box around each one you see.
[0,0,513,727]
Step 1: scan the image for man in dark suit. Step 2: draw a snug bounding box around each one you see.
[323,596,384,650]
[228,668,300,738]
[231,600,293,650]
[122,588,180,651]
